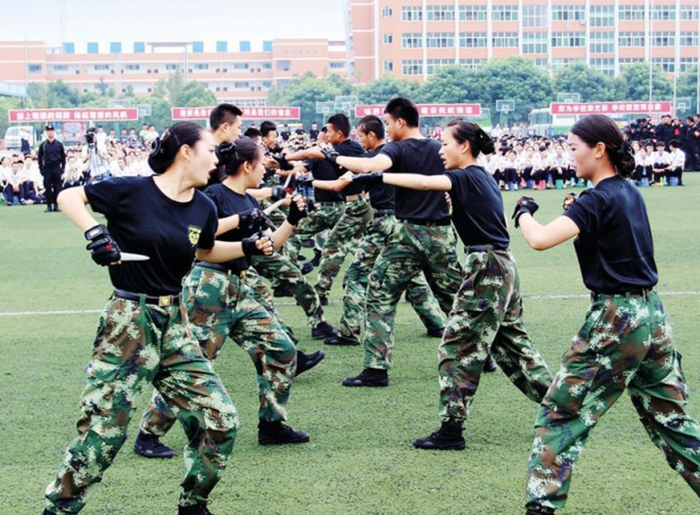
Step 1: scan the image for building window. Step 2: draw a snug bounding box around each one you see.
[459,32,487,48]
[680,5,699,20]
[216,41,228,52]
[652,31,675,47]
[492,32,519,48]
[233,63,249,70]
[589,5,614,27]
[522,5,547,28]
[459,58,484,69]
[401,6,423,21]
[551,58,586,72]
[384,60,393,72]
[330,62,345,69]
[680,32,699,47]
[619,32,645,47]
[426,5,454,21]
[590,58,615,77]
[680,57,699,73]
[125,64,140,71]
[427,58,455,74]
[533,58,549,70]
[522,31,548,54]
[551,32,586,47]
[87,42,99,54]
[93,64,110,71]
[426,32,454,48]
[653,57,675,73]
[618,5,645,21]
[51,64,68,72]
[262,62,272,70]
[383,33,393,44]
[459,5,487,22]
[652,5,675,20]
[402,33,423,48]
[194,63,209,70]
[234,82,250,89]
[166,63,178,70]
[402,60,423,75]
[110,42,122,54]
[619,58,644,69]
[551,5,585,21]
[589,32,615,54]
[492,5,519,21]
[382,6,393,17]
[28,64,42,73]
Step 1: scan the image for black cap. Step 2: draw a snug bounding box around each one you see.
[45,124,55,130]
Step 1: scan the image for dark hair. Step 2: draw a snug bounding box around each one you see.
[446,119,495,157]
[219,137,263,176]
[326,113,351,137]
[209,103,243,131]
[244,127,262,139]
[147,121,207,175]
[384,97,419,128]
[570,114,635,178]
[669,140,679,149]
[260,121,277,138]
[357,115,385,140]
[320,127,328,134]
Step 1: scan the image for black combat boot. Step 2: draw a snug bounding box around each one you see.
[412,420,465,450]
[179,504,215,515]
[133,432,174,459]
[296,350,325,377]
[311,321,337,339]
[341,368,389,387]
[483,354,497,373]
[324,334,360,346]
[258,420,310,445]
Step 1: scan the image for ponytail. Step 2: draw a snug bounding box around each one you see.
[218,137,263,176]
[570,114,635,178]
[147,121,206,175]
[446,119,495,157]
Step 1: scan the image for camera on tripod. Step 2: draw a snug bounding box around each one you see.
[85,128,97,146]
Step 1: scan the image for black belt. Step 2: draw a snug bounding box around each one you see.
[465,244,509,253]
[196,261,247,277]
[374,209,394,218]
[113,289,180,307]
[591,288,652,300]
[399,218,451,227]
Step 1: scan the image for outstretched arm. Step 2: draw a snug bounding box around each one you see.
[382,173,452,191]
[518,215,579,251]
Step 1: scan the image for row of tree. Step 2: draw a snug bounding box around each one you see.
[1,57,698,137]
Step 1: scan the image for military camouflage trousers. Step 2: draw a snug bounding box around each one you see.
[314,197,372,298]
[438,249,552,423]
[339,214,445,343]
[286,202,345,263]
[364,221,463,370]
[45,296,238,514]
[526,291,700,512]
[139,265,296,443]
[251,252,326,327]
[244,266,299,344]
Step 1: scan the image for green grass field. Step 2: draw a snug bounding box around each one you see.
[2,178,700,515]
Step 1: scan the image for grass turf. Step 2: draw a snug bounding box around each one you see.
[1,176,700,515]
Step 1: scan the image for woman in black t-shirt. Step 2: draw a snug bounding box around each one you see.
[346,119,553,451]
[45,123,273,515]
[137,137,316,451]
[514,114,700,515]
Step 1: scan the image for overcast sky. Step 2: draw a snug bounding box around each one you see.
[0,0,347,49]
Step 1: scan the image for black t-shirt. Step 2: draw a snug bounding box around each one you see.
[309,129,319,141]
[85,176,218,296]
[204,183,260,272]
[334,139,366,197]
[380,139,450,221]
[308,159,343,202]
[295,129,305,136]
[280,130,290,141]
[445,165,509,249]
[564,175,658,292]
[364,144,395,211]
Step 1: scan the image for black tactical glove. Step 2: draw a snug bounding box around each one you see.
[512,196,539,228]
[563,192,577,211]
[271,154,293,171]
[84,224,121,266]
[321,147,340,164]
[242,232,272,258]
[238,209,264,233]
[286,195,308,227]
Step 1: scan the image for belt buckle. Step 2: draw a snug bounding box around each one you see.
[158,295,172,307]
[240,270,247,278]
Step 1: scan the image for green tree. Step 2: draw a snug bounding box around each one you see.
[0,97,24,137]
[676,66,700,115]
[166,71,185,104]
[152,79,168,99]
[27,83,48,107]
[421,66,472,103]
[125,84,135,97]
[46,81,80,108]
[355,75,424,105]
[176,81,217,107]
[136,96,174,130]
[554,63,614,102]
[95,78,110,97]
[613,62,673,101]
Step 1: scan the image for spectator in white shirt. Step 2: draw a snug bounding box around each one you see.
[651,142,670,184]
[143,125,159,148]
[634,147,653,184]
[668,140,686,186]
[3,160,25,206]
[95,126,108,154]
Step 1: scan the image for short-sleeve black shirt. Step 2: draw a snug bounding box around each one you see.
[445,165,509,248]
[364,144,395,211]
[308,159,343,202]
[334,139,366,197]
[563,175,658,292]
[85,176,218,296]
[380,139,450,221]
[204,183,260,273]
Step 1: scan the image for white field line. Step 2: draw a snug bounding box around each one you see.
[1,291,699,318]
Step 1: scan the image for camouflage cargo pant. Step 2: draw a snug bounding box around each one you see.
[526,290,700,512]
[45,296,238,514]
[339,214,445,343]
[314,197,372,299]
[244,266,299,344]
[286,202,345,263]
[139,265,296,444]
[438,249,552,423]
[364,221,463,370]
[251,252,326,327]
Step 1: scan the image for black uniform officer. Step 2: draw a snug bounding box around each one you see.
[37,124,66,212]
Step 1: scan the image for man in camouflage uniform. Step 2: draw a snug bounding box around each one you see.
[45,296,238,514]
[526,291,700,514]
